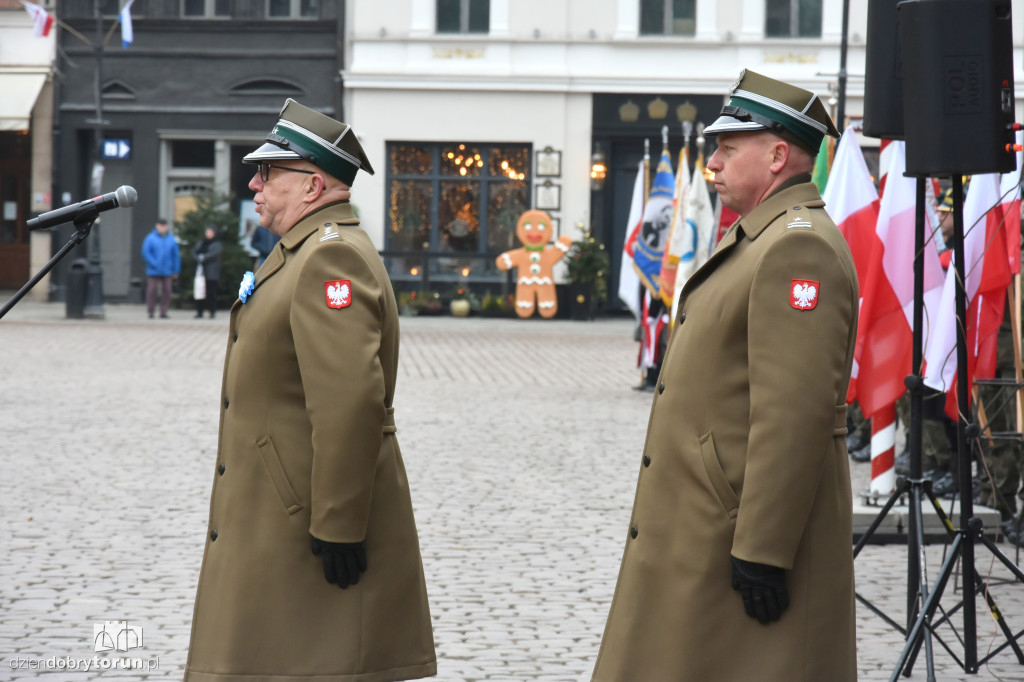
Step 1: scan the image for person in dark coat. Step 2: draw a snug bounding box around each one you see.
[191,226,222,318]
[592,70,858,682]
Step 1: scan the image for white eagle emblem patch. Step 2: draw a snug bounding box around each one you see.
[790,279,819,310]
[325,279,352,309]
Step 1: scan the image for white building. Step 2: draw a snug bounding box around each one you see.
[0,0,55,298]
[342,0,1024,305]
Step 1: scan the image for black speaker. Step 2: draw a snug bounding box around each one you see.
[862,0,905,139]
[900,0,1016,177]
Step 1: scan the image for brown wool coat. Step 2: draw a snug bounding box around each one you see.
[184,202,436,682]
[593,181,859,682]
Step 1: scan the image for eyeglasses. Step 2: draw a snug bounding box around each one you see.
[256,162,316,183]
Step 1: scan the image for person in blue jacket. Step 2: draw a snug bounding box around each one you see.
[142,218,181,318]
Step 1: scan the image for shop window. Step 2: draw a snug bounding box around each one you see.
[436,0,489,34]
[765,0,822,38]
[385,142,530,287]
[640,0,696,36]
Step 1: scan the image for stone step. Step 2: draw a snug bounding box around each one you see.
[854,496,1004,544]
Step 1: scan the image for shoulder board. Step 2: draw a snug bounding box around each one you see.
[319,222,341,243]
[785,205,814,230]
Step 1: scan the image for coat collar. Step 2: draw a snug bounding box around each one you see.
[254,201,355,289]
[678,176,820,302]
[733,174,819,241]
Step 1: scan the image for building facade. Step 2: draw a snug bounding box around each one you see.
[27,1,1024,307]
[343,0,1024,306]
[51,0,342,301]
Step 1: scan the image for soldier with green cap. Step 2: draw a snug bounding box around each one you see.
[592,70,857,681]
[184,99,436,682]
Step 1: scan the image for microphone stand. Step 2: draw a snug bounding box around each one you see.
[0,210,100,321]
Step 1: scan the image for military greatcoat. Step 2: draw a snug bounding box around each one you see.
[184,202,436,682]
[593,179,859,681]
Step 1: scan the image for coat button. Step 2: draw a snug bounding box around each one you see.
[643,455,651,467]
[210,529,218,541]
[223,396,229,409]
[217,463,225,475]
[630,526,639,539]
[658,381,665,394]
[679,312,686,323]
[233,331,238,342]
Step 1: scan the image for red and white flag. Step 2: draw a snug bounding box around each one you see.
[20,1,54,38]
[617,159,646,320]
[823,124,880,398]
[924,172,1012,417]
[854,141,945,420]
[1000,130,1023,275]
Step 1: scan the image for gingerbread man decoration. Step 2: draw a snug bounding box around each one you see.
[495,209,572,318]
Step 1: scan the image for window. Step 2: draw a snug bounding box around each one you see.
[639,0,696,37]
[765,0,822,38]
[268,0,319,18]
[436,0,489,34]
[385,142,530,287]
[172,140,215,168]
[182,0,232,16]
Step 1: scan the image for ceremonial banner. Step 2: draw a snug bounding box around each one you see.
[632,148,675,298]
[658,148,691,307]
[617,160,646,319]
[670,153,715,321]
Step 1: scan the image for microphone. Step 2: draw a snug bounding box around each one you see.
[27,186,138,230]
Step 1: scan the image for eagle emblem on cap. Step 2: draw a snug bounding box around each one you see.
[731,69,746,94]
[790,279,819,310]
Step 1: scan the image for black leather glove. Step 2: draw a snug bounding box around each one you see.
[311,536,367,589]
[730,555,789,624]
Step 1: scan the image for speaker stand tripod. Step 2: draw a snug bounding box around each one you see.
[851,178,1024,681]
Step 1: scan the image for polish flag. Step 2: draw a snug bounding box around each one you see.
[1000,131,1023,275]
[924,172,1012,418]
[822,124,880,400]
[854,141,945,419]
[20,1,54,38]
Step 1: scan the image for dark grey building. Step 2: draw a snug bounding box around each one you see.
[53,0,342,300]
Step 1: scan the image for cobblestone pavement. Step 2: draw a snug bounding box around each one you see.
[1,300,1023,681]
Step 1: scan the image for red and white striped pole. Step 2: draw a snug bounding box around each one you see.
[870,403,897,494]
[867,139,897,495]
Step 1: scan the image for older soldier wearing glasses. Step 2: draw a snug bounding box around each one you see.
[184,99,436,682]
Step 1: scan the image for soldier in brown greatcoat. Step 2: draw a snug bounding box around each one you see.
[592,71,858,681]
[184,99,436,682]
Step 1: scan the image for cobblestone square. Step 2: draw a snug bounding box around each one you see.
[1,301,1023,681]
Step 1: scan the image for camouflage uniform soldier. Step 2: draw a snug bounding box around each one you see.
[977,296,1024,540]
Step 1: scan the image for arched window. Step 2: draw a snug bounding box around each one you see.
[227,79,304,97]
